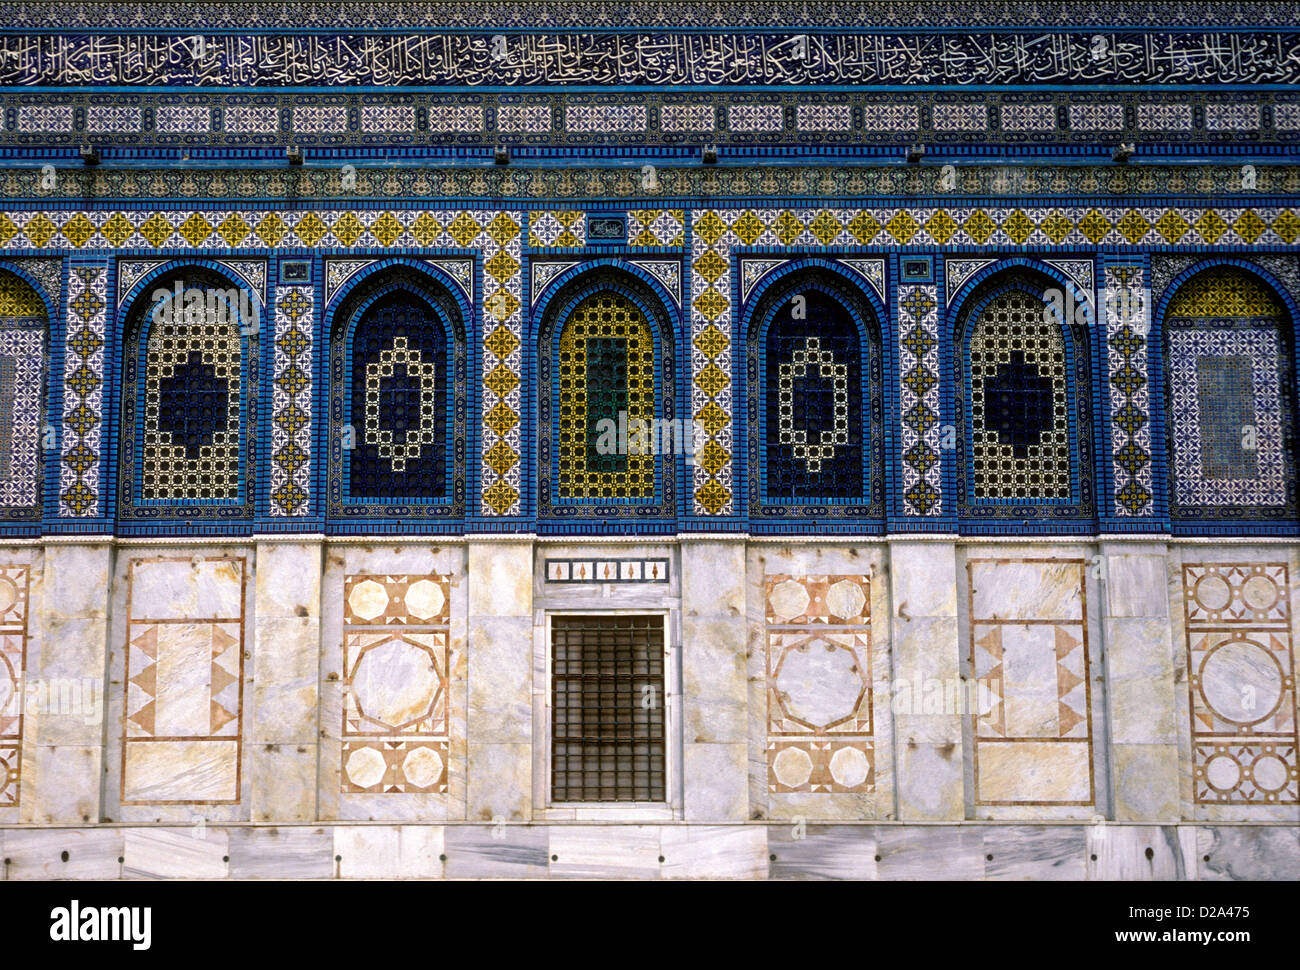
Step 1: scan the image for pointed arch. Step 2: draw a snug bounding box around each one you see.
[326,262,467,526]
[953,263,1094,521]
[742,260,883,521]
[118,262,257,522]
[1161,262,1298,524]
[535,265,678,522]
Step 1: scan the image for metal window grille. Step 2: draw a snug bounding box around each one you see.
[551,614,666,802]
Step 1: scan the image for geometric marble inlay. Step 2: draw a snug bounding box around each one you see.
[0,564,30,807]
[122,557,246,805]
[341,574,454,794]
[968,559,1094,807]
[1183,563,1299,805]
[764,573,873,793]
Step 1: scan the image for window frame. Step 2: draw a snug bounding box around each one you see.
[535,270,679,523]
[117,266,257,523]
[536,607,680,820]
[325,271,468,525]
[742,264,885,525]
[952,268,1095,523]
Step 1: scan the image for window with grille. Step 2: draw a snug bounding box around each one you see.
[556,291,656,500]
[550,614,666,803]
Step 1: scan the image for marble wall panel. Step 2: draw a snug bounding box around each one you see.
[0,563,30,813]
[319,545,467,822]
[748,545,892,821]
[1180,560,1299,815]
[965,555,1106,819]
[121,556,246,808]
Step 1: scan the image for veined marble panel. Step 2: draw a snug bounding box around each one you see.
[341,574,455,795]
[121,556,246,806]
[967,558,1097,813]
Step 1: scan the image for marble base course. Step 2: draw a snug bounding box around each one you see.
[1,538,1296,865]
[0,824,1295,880]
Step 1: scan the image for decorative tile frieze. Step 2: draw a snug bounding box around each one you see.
[545,559,670,583]
[5,32,1296,88]
[529,210,584,248]
[6,1,1296,31]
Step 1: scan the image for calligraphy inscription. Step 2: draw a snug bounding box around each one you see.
[1,32,1297,86]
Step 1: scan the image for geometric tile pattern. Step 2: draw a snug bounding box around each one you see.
[684,204,1291,515]
[0,205,1293,252]
[969,559,1094,807]
[1182,563,1299,805]
[1166,268,1292,515]
[968,284,1071,502]
[59,265,107,517]
[764,289,865,502]
[565,104,647,134]
[1105,264,1154,516]
[764,573,873,793]
[0,565,30,807]
[1169,329,1288,509]
[269,286,312,516]
[529,211,585,248]
[628,210,685,247]
[556,292,656,500]
[474,212,525,516]
[898,283,942,515]
[0,273,45,514]
[342,574,454,794]
[139,293,242,502]
[122,557,246,805]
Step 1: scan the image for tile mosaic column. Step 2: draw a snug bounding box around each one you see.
[249,541,322,821]
[1102,262,1156,522]
[268,286,313,517]
[888,540,964,820]
[1101,542,1180,821]
[897,284,943,517]
[466,539,533,820]
[34,543,111,823]
[680,538,748,820]
[58,263,107,519]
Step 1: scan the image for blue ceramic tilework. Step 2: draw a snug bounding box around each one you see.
[742,264,883,524]
[116,265,257,523]
[1165,267,1298,523]
[953,266,1095,524]
[326,265,467,525]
